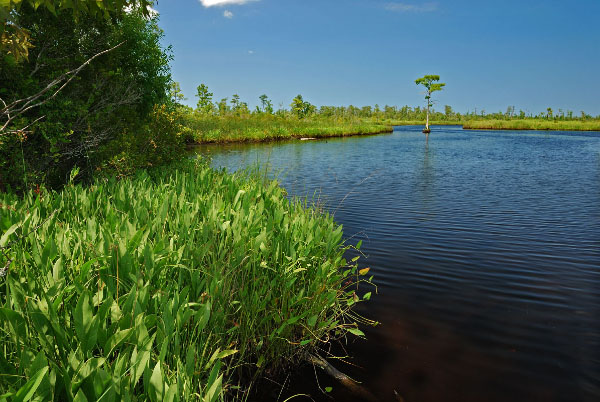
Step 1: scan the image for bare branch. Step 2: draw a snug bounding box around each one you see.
[1,41,125,135]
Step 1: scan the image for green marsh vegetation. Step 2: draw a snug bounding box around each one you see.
[461,118,600,131]
[177,87,393,144]
[442,106,600,131]
[0,159,375,400]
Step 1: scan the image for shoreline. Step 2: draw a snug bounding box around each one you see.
[462,120,600,132]
[188,126,394,145]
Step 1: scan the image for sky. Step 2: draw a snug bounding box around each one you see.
[154,0,600,115]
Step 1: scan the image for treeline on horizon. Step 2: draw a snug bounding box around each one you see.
[178,83,600,123]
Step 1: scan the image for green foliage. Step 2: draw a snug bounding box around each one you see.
[1,0,154,61]
[195,84,214,115]
[259,94,273,114]
[169,81,187,105]
[291,94,315,119]
[0,4,172,192]
[0,159,374,400]
[462,119,600,131]
[96,104,189,178]
[181,113,392,143]
[415,75,446,98]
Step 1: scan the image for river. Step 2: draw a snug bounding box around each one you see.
[192,125,600,402]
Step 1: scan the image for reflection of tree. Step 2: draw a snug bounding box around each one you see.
[416,140,435,220]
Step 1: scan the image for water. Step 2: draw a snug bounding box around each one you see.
[192,126,600,402]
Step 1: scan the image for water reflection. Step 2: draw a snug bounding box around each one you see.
[194,126,600,402]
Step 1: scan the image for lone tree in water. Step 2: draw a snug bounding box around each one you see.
[415,75,445,133]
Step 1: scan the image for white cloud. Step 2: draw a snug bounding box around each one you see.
[224,10,234,18]
[248,50,254,54]
[385,2,438,13]
[199,0,257,7]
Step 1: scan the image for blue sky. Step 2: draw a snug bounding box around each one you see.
[155,0,600,115]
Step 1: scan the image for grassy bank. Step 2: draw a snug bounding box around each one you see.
[462,119,600,131]
[0,160,373,401]
[183,115,392,143]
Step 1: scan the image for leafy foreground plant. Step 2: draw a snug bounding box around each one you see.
[0,159,374,401]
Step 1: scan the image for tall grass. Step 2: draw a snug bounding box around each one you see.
[0,159,373,401]
[183,115,392,143]
[462,119,600,131]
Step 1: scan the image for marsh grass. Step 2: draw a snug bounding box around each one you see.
[0,159,374,401]
[462,119,600,131]
[183,115,392,143]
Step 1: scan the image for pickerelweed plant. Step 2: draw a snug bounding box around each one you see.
[0,159,375,401]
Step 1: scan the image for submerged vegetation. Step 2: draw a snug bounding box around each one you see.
[0,159,374,400]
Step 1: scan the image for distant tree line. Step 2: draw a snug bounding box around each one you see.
[182,84,598,123]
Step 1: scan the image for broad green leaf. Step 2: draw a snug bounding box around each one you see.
[12,366,48,402]
[0,223,19,247]
[73,389,89,402]
[148,362,166,402]
[346,327,365,337]
[104,328,133,357]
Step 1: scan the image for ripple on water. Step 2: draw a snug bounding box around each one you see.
[195,126,600,402]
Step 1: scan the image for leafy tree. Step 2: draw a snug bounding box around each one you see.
[195,84,214,114]
[1,0,153,61]
[291,94,314,119]
[415,74,445,132]
[0,3,172,191]
[231,94,240,111]
[259,94,273,114]
[444,105,454,119]
[546,107,553,119]
[169,81,186,104]
[238,101,250,115]
[217,97,229,115]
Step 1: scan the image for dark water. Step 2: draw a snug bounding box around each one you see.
[192,126,600,402]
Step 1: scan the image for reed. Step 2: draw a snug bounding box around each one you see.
[0,159,374,401]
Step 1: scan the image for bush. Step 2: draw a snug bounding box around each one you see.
[96,105,189,178]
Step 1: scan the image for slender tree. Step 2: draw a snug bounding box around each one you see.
[415,75,445,133]
[259,94,273,114]
[195,84,214,114]
[169,81,186,105]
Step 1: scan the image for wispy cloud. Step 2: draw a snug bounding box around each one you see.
[223,10,234,18]
[248,50,254,54]
[199,0,258,7]
[385,2,438,13]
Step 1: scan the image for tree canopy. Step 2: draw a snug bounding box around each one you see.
[1,0,154,61]
[0,1,174,191]
[415,75,446,99]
